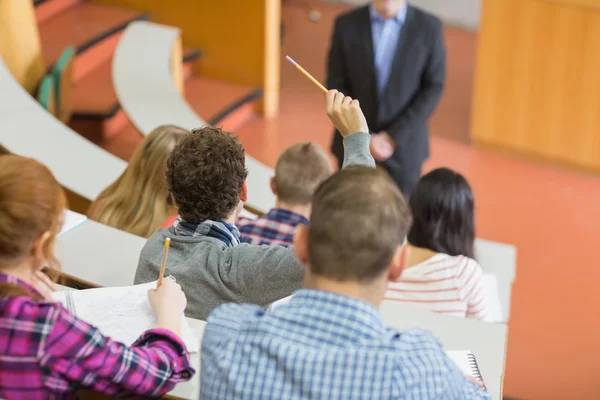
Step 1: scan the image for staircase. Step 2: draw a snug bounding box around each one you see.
[34,0,262,158]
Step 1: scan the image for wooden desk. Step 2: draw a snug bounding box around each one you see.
[0,56,126,203]
[112,21,276,214]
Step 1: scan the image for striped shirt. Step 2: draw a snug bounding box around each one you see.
[200,289,490,399]
[385,254,492,321]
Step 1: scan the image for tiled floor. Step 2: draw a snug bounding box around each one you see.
[234,2,600,399]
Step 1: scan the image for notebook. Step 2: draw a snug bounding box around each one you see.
[52,281,200,353]
[446,350,486,389]
[58,210,87,237]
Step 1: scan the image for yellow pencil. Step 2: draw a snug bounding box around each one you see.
[285,56,328,93]
[157,237,171,288]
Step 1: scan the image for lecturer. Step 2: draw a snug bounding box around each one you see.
[327,0,446,196]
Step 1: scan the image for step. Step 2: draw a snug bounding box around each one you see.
[72,47,203,118]
[38,2,148,71]
[184,76,262,132]
[35,0,79,24]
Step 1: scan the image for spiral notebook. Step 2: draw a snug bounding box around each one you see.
[446,350,486,389]
[52,281,199,353]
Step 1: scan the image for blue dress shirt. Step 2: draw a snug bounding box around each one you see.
[200,289,490,399]
[370,3,408,99]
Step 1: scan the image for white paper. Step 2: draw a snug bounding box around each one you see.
[52,281,199,352]
[446,350,476,377]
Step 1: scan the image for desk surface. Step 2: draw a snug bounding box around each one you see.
[113,21,275,214]
[0,57,126,201]
[55,219,146,287]
[474,238,517,320]
[380,301,507,400]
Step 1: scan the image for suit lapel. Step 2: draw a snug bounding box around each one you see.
[381,6,416,102]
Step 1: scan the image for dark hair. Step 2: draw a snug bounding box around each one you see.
[166,126,248,223]
[274,142,332,205]
[308,167,412,282]
[408,168,475,258]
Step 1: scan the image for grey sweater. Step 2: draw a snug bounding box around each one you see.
[134,132,375,320]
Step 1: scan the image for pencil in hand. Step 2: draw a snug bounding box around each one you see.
[157,237,171,288]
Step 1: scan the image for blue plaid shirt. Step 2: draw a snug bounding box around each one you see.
[201,290,490,399]
[237,208,309,247]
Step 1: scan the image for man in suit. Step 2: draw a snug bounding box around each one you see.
[327,0,446,196]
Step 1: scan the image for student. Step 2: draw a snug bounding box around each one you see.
[200,163,489,396]
[237,142,332,246]
[134,90,375,320]
[88,124,188,238]
[0,155,194,399]
[385,168,492,321]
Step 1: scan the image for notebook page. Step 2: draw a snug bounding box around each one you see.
[446,350,475,377]
[53,282,199,352]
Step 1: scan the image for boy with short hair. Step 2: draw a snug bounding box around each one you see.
[134,90,375,320]
[237,141,332,246]
[199,91,489,399]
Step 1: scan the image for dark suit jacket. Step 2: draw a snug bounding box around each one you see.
[327,5,446,186]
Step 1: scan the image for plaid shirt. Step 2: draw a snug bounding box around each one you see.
[0,273,194,399]
[201,290,490,399]
[237,208,309,246]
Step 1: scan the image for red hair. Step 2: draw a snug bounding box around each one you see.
[0,155,66,299]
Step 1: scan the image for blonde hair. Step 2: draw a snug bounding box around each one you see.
[89,125,188,237]
[0,155,66,299]
[274,142,332,205]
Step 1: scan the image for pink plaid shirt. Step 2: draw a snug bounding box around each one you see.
[0,273,194,399]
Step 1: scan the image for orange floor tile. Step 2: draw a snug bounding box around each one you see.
[233,2,600,399]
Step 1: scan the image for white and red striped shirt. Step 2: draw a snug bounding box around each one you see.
[384,253,492,321]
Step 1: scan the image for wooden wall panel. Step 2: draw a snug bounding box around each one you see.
[89,0,280,117]
[471,0,600,171]
[0,0,45,94]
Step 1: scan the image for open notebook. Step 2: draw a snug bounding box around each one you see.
[446,350,486,389]
[52,281,199,353]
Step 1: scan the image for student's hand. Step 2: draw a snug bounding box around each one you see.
[370,133,395,161]
[467,376,485,388]
[149,278,187,316]
[32,270,56,301]
[148,279,187,337]
[326,90,369,137]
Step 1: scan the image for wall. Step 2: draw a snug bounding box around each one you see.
[321,0,481,29]
[0,0,45,93]
[89,0,280,116]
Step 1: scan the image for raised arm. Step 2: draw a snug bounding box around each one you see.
[41,307,194,397]
[326,90,375,168]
